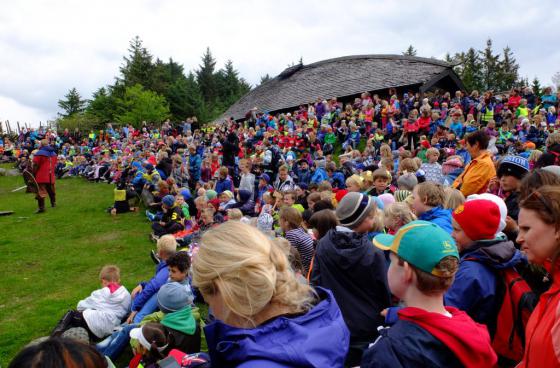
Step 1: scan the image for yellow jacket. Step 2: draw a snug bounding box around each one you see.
[453,151,496,197]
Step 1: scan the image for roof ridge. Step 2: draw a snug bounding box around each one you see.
[299,54,451,69]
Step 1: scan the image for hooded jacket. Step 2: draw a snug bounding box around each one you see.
[418,207,453,234]
[77,284,131,338]
[162,306,201,354]
[204,288,349,368]
[310,227,391,341]
[227,189,255,217]
[131,261,169,312]
[33,145,57,183]
[445,238,525,335]
[362,307,497,368]
[518,261,560,368]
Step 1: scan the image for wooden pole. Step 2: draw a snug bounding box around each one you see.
[17,121,21,135]
[6,120,11,135]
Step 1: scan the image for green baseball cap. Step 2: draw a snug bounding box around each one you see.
[373,220,459,277]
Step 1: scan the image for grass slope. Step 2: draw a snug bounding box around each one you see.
[0,169,153,365]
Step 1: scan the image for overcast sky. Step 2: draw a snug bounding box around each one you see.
[1,0,558,127]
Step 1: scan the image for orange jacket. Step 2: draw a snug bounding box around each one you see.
[452,151,496,197]
[518,264,560,368]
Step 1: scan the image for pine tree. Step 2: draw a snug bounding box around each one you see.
[403,45,417,56]
[119,36,155,90]
[196,47,218,103]
[480,39,500,91]
[496,46,519,91]
[455,48,483,92]
[531,77,542,97]
[86,87,115,123]
[58,87,87,117]
[167,73,205,120]
[259,74,272,85]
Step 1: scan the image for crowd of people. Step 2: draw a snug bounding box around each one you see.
[4,85,560,367]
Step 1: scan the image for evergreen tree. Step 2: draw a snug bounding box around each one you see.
[480,39,500,91]
[531,77,542,97]
[119,36,155,90]
[453,48,483,92]
[496,46,519,91]
[86,87,115,124]
[196,47,218,103]
[403,45,417,56]
[58,87,87,117]
[166,73,205,121]
[259,74,272,85]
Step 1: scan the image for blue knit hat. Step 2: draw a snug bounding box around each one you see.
[498,156,529,179]
[162,195,175,207]
[157,282,193,313]
[180,188,192,200]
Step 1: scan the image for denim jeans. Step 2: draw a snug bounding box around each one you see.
[133,293,158,324]
[96,323,137,360]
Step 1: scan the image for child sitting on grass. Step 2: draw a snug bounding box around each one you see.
[109,182,139,216]
[129,235,177,324]
[363,221,497,367]
[51,265,131,341]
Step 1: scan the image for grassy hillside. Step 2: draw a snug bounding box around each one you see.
[0,167,154,365]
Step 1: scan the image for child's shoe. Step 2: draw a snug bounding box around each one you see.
[146,210,156,221]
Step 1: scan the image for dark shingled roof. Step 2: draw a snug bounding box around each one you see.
[219,54,464,121]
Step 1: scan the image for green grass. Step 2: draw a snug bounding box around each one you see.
[0,167,154,366]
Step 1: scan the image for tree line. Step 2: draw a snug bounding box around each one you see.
[57,36,251,130]
[404,39,546,96]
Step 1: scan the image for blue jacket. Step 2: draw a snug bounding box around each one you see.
[418,207,452,234]
[189,154,202,181]
[310,167,328,184]
[445,238,525,334]
[215,177,233,194]
[204,288,349,367]
[131,261,169,311]
[329,171,346,189]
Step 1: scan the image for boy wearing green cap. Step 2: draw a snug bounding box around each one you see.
[361,220,497,368]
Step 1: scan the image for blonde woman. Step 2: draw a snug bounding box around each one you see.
[192,221,349,367]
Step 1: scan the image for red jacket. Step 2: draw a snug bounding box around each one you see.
[33,146,57,184]
[518,263,560,368]
[417,116,432,131]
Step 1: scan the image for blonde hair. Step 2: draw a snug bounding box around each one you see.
[99,265,120,282]
[398,158,418,175]
[192,222,315,326]
[346,175,364,190]
[426,147,440,157]
[443,187,465,210]
[227,208,243,220]
[528,149,543,164]
[383,203,416,226]
[157,235,177,256]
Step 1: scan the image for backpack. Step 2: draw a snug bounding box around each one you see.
[492,266,538,365]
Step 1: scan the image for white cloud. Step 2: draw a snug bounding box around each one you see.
[1,0,559,126]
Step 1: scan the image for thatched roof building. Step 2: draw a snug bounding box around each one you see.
[219,54,465,121]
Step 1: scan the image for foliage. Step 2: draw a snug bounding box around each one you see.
[531,77,542,97]
[115,84,170,127]
[56,112,100,132]
[259,74,272,85]
[57,37,252,125]
[446,39,522,93]
[403,45,417,56]
[57,87,87,117]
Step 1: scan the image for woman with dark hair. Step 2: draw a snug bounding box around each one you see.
[517,186,560,367]
[9,338,108,368]
[452,130,496,196]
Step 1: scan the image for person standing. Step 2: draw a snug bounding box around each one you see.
[33,139,57,213]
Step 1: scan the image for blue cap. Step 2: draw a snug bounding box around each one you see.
[162,195,175,207]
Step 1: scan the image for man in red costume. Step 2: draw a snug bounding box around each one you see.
[33,139,58,213]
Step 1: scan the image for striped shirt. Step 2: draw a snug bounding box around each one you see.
[285,227,315,275]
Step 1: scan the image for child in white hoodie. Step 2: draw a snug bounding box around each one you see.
[52,265,131,341]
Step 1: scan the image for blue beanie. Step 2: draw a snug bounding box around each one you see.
[180,188,192,200]
[498,156,529,179]
[162,195,175,207]
[157,282,191,313]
